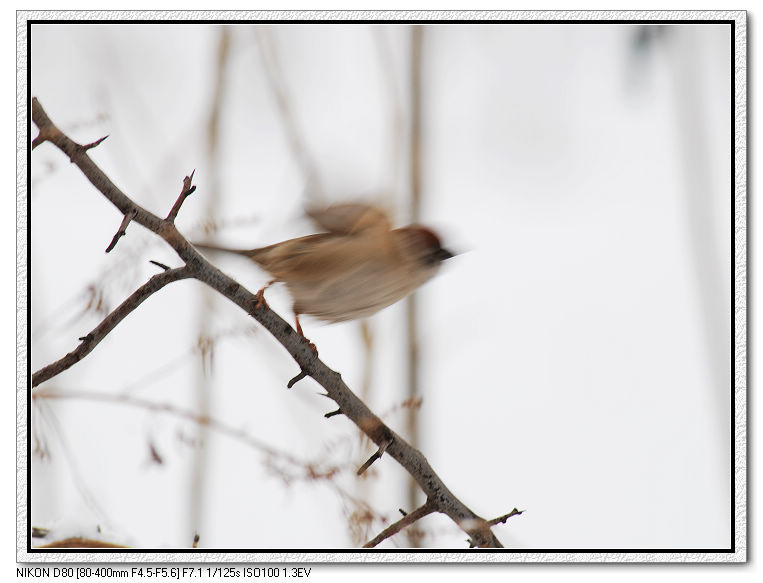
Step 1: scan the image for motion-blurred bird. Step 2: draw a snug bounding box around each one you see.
[194,203,454,344]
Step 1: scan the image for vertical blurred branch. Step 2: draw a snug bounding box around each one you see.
[405,24,424,547]
[254,25,377,544]
[253,26,324,201]
[665,27,731,496]
[190,25,231,545]
[340,28,408,546]
[363,26,408,412]
[631,24,731,519]
[373,27,406,216]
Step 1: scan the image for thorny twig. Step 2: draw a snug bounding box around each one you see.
[362,500,436,548]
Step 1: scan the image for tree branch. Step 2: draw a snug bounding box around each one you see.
[31,98,509,548]
[31,266,192,387]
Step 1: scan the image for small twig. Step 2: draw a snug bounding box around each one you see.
[105,208,137,253]
[165,170,197,223]
[32,266,191,387]
[488,508,524,526]
[31,134,45,150]
[324,408,342,418]
[357,437,393,476]
[287,369,309,389]
[362,500,436,548]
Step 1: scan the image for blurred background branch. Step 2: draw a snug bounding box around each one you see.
[405,24,424,547]
[188,25,233,548]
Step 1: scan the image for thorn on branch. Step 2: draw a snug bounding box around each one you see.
[324,408,342,418]
[165,170,197,223]
[82,135,109,151]
[357,437,393,476]
[148,442,164,465]
[149,260,171,271]
[105,208,138,253]
[287,369,309,389]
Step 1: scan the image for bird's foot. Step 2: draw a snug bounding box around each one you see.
[254,287,269,310]
[295,314,318,355]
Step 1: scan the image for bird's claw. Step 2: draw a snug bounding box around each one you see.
[294,314,318,354]
[254,287,268,310]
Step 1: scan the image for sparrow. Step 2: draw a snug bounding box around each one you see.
[194,203,454,343]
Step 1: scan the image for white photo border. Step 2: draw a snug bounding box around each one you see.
[17,9,747,563]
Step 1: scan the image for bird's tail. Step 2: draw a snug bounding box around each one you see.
[192,242,268,262]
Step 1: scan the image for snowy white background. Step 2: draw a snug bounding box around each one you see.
[28,21,732,551]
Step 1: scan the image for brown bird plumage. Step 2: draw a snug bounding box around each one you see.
[194,203,454,337]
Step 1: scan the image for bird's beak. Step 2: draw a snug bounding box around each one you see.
[437,247,456,261]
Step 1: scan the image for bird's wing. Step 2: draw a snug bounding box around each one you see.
[306,202,392,235]
[255,232,389,284]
